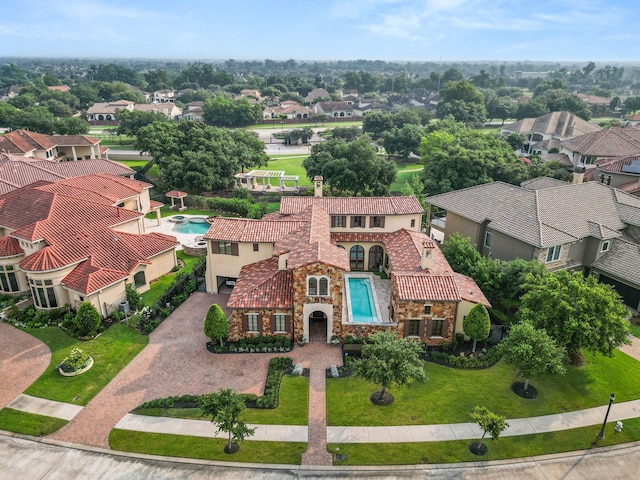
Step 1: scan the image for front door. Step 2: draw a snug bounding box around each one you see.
[308,311,328,342]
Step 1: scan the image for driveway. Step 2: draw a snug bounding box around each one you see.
[0,323,50,410]
[48,292,287,448]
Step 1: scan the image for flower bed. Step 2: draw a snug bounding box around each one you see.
[57,348,94,376]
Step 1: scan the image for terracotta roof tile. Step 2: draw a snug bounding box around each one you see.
[227,258,293,308]
[204,217,307,242]
[279,196,424,216]
[0,236,23,257]
[0,130,56,154]
[394,274,460,301]
[452,273,491,308]
[62,258,128,294]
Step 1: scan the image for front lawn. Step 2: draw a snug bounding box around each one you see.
[109,429,305,464]
[133,375,309,425]
[327,351,640,426]
[0,408,68,436]
[266,155,311,186]
[23,323,147,405]
[330,418,640,465]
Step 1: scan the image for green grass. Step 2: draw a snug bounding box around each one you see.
[390,168,423,192]
[23,323,147,405]
[141,251,202,306]
[330,418,640,465]
[328,351,640,426]
[0,408,68,436]
[115,159,148,169]
[109,429,306,464]
[135,375,309,425]
[265,155,311,186]
[266,202,280,214]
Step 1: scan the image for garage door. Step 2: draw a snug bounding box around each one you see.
[599,275,640,309]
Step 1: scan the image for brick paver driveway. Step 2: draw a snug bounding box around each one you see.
[0,323,50,410]
[49,292,289,448]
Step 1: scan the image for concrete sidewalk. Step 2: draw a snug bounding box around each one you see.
[12,392,640,444]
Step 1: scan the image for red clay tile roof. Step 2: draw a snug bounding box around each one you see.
[394,273,460,301]
[0,236,23,257]
[227,257,293,309]
[0,130,56,154]
[279,196,424,216]
[51,135,100,146]
[453,273,491,308]
[166,190,188,198]
[204,217,307,242]
[62,258,129,295]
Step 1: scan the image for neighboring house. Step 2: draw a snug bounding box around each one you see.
[577,94,610,114]
[204,179,489,345]
[501,111,601,155]
[180,102,204,121]
[0,174,175,316]
[151,89,175,103]
[263,103,314,120]
[305,88,330,105]
[87,100,134,122]
[560,126,640,167]
[0,85,22,102]
[239,89,261,100]
[0,130,107,161]
[314,102,357,118]
[624,112,640,127]
[426,179,640,308]
[47,85,70,93]
[133,103,182,119]
[584,154,640,194]
[0,152,135,194]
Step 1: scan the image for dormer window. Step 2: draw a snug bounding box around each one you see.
[601,241,610,253]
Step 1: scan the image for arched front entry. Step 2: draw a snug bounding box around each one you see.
[308,311,327,342]
[302,303,333,343]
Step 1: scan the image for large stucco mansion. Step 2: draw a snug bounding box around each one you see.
[205,179,490,345]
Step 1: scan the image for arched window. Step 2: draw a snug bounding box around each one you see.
[368,245,384,270]
[319,277,329,295]
[134,271,146,288]
[308,277,318,296]
[350,245,364,270]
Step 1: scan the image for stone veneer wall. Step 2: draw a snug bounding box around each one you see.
[341,323,396,340]
[228,308,294,341]
[292,262,345,340]
[534,243,570,268]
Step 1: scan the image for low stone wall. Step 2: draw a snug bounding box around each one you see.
[182,244,207,256]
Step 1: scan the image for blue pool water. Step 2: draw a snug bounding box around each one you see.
[348,277,378,323]
[172,218,210,235]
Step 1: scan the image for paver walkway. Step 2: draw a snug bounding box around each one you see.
[0,323,50,411]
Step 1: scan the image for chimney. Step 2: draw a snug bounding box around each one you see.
[573,163,586,184]
[278,253,289,270]
[313,175,323,197]
[420,243,434,270]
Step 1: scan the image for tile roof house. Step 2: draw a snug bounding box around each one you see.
[0,174,177,317]
[560,126,640,168]
[0,129,108,162]
[87,100,134,123]
[501,111,601,155]
[205,180,489,345]
[427,179,640,308]
[313,102,358,118]
[133,103,182,119]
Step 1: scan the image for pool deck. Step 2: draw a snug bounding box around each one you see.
[143,215,209,249]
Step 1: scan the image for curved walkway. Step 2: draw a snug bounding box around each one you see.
[0,323,50,410]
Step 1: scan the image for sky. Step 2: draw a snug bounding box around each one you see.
[1,0,639,62]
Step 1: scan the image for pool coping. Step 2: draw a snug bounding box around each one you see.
[343,272,384,325]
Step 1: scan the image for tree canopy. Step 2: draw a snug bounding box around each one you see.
[117,109,169,136]
[136,121,267,194]
[303,137,397,196]
[203,94,262,127]
[200,388,255,453]
[470,406,509,441]
[436,79,487,126]
[499,321,566,391]
[354,330,425,404]
[463,303,491,353]
[518,270,631,360]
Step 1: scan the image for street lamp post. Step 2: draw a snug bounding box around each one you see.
[598,393,616,439]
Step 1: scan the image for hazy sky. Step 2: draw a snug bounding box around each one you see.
[2,0,639,62]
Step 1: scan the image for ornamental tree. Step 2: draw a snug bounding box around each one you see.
[74,302,101,337]
[354,330,425,405]
[463,303,491,353]
[500,321,567,392]
[470,406,509,455]
[200,388,255,454]
[518,270,631,362]
[204,304,228,347]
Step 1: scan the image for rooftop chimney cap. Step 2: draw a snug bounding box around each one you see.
[574,164,586,174]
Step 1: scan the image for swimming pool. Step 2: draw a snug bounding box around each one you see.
[344,274,381,323]
[171,217,210,235]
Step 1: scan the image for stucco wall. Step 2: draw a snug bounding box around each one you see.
[205,241,273,293]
